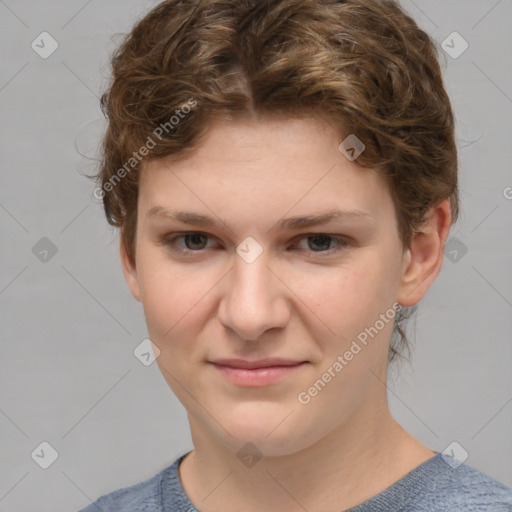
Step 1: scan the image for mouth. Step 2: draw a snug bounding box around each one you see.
[209,359,309,387]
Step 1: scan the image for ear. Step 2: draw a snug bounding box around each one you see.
[120,239,141,302]
[396,199,452,307]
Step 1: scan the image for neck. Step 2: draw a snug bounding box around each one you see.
[178,384,435,512]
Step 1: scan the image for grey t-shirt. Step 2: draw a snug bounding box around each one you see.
[78,451,512,511]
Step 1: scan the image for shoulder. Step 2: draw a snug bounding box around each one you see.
[409,454,512,511]
[76,462,175,512]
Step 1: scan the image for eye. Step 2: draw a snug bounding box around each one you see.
[294,234,350,255]
[161,232,351,257]
[163,232,216,255]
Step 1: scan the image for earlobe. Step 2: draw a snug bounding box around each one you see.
[120,240,142,302]
[396,200,452,307]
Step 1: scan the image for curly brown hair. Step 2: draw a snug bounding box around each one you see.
[91,0,459,363]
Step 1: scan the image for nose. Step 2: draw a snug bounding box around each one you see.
[217,250,290,341]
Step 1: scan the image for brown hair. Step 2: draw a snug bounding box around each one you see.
[92,0,459,362]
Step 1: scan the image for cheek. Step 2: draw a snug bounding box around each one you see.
[292,257,391,332]
[290,256,400,377]
[138,260,213,393]
[137,254,212,345]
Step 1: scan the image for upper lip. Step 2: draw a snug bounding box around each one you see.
[210,358,307,369]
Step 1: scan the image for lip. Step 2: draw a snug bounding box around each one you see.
[211,358,306,369]
[210,359,308,387]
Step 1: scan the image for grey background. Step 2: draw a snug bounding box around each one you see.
[1,0,511,510]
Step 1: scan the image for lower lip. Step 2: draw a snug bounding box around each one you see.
[212,363,307,387]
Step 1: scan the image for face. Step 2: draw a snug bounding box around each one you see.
[121,114,442,457]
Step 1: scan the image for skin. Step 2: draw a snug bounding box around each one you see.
[120,114,452,512]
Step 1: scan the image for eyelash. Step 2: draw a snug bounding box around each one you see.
[161,232,351,257]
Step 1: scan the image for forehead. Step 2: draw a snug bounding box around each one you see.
[138,115,394,227]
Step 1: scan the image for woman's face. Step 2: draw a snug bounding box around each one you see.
[122,115,417,456]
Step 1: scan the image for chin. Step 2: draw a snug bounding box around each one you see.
[216,412,319,459]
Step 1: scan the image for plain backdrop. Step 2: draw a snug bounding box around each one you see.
[1,1,511,510]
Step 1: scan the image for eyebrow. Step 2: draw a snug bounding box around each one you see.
[146,206,374,231]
